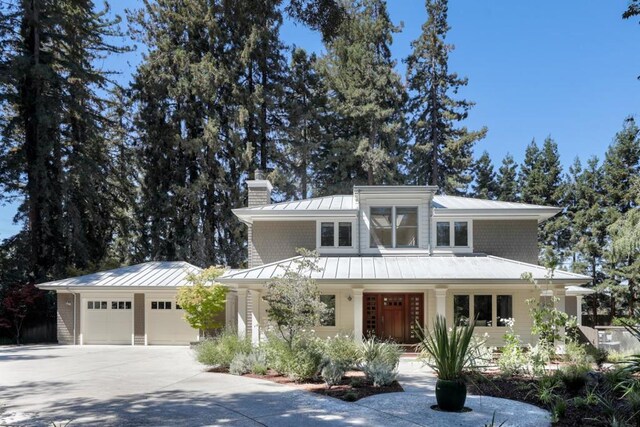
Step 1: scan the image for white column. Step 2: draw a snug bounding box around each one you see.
[353,289,363,342]
[249,290,261,345]
[237,288,247,339]
[575,295,583,326]
[554,287,567,351]
[435,288,447,319]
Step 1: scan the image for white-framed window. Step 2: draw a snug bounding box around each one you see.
[453,293,513,327]
[319,294,336,327]
[317,220,355,249]
[151,301,172,310]
[370,206,419,249]
[435,220,471,249]
[87,301,107,310]
[111,301,132,310]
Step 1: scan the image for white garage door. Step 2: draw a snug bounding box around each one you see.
[83,299,133,344]
[147,298,198,345]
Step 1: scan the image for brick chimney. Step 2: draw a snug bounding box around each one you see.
[247,169,272,207]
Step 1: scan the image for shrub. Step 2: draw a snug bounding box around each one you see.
[321,361,345,387]
[359,337,402,369]
[264,333,323,381]
[565,341,591,365]
[527,342,553,377]
[233,350,269,375]
[589,347,608,369]
[229,353,252,375]
[194,329,251,368]
[358,337,402,385]
[497,319,526,376]
[612,316,638,326]
[365,359,398,387]
[559,364,590,394]
[323,334,359,369]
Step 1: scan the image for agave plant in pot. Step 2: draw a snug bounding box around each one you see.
[417,314,477,412]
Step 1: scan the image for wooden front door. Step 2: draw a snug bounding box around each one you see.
[363,293,424,344]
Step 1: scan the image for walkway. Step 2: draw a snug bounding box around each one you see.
[0,345,549,426]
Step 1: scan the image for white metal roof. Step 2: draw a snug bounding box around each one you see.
[233,191,560,223]
[219,255,590,284]
[239,195,355,212]
[433,195,556,211]
[37,261,202,290]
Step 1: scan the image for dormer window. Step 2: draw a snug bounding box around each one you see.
[370,206,418,248]
[318,221,354,248]
[436,220,470,248]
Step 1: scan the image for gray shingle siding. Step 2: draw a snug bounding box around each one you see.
[473,219,539,264]
[57,293,80,344]
[249,221,316,267]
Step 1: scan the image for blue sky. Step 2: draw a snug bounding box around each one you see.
[1,1,638,239]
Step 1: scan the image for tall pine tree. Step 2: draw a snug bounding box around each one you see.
[471,151,497,199]
[496,153,518,202]
[405,0,486,194]
[315,0,407,194]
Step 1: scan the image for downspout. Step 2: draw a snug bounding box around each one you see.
[356,188,362,256]
[428,195,433,255]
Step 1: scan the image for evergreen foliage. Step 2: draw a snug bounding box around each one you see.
[471,151,498,199]
[405,0,486,194]
[496,153,518,202]
[315,0,407,194]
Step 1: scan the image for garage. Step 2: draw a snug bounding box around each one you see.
[83,297,133,344]
[37,261,209,346]
[146,297,199,345]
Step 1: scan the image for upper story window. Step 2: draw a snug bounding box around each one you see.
[436,220,469,248]
[319,221,353,248]
[370,206,418,248]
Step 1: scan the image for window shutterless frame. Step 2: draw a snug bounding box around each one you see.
[316,220,356,250]
[370,206,419,249]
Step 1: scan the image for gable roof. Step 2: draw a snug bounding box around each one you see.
[36,261,202,290]
[219,255,590,285]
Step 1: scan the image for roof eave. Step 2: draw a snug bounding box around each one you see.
[218,277,589,286]
[232,208,359,224]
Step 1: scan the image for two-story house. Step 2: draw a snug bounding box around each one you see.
[219,172,592,347]
[37,171,592,347]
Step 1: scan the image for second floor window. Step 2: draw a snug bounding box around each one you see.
[436,220,469,248]
[370,206,418,248]
[319,221,353,248]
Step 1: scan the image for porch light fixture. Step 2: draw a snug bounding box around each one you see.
[347,295,352,302]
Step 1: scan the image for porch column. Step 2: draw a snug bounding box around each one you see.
[353,289,363,342]
[435,288,447,319]
[237,288,247,339]
[249,290,261,345]
[554,287,567,350]
[575,295,583,326]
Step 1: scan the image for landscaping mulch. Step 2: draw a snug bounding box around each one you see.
[242,369,403,402]
[466,372,622,427]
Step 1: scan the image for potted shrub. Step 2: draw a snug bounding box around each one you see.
[417,315,477,411]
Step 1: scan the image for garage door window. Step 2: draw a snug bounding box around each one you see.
[111,301,132,310]
[152,301,172,310]
[88,301,107,309]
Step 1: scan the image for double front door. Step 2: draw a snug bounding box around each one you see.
[363,293,424,344]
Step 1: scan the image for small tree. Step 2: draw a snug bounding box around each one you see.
[522,264,576,350]
[263,249,328,348]
[177,267,228,336]
[0,283,44,344]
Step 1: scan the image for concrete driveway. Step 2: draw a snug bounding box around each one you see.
[0,345,549,427]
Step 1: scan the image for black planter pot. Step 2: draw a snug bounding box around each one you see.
[435,378,467,411]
